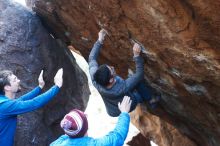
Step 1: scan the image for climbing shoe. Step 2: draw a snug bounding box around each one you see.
[148,93,161,109]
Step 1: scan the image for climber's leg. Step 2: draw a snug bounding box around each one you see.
[135,80,161,108]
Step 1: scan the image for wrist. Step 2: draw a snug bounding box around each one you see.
[55,84,62,88]
[133,54,140,57]
[38,85,44,89]
[98,38,104,44]
[121,111,129,114]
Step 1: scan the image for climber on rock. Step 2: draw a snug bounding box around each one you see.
[88,29,161,117]
[50,96,132,146]
[0,68,63,146]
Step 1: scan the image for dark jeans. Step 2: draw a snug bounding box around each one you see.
[127,80,153,112]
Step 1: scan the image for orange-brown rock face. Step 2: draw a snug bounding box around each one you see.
[27,0,220,146]
[127,132,151,146]
[130,105,197,146]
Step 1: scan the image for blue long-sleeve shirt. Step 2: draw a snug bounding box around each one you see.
[50,112,130,146]
[89,41,144,117]
[0,85,59,146]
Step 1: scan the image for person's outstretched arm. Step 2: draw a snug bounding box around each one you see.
[18,70,45,101]
[124,43,144,92]
[89,29,107,80]
[0,68,63,116]
[95,96,132,146]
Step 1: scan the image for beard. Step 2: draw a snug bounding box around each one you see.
[112,72,116,77]
[111,69,116,77]
[16,85,22,93]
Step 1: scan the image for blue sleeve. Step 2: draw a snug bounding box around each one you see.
[88,40,103,81]
[17,86,41,101]
[124,56,144,93]
[0,85,59,116]
[95,112,130,146]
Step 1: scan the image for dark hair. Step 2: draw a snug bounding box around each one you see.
[94,64,111,86]
[0,70,13,95]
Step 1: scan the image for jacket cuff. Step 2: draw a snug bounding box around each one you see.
[133,55,142,61]
[96,40,104,45]
[120,112,130,117]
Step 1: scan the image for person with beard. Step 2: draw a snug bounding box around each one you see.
[0,69,63,146]
[89,29,161,117]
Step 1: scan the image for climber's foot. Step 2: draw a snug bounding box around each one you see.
[148,94,161,109]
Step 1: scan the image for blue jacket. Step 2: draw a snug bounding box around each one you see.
[50,112,130,146]
[89,41,144,117]
[0,85,59,146]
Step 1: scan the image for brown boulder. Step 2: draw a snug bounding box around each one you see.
[127,132,151,146]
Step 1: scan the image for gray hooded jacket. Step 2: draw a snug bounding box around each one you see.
[89,41,144,117]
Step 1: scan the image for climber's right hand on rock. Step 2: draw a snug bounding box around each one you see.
[133,43,141,57]
[98,29,107,44]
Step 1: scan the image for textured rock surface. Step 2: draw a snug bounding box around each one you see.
[127,132,151,146]
[130,105,197,146]
[0,0,90,145]
[26,0,220,146]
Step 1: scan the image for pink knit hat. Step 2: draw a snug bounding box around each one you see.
[60,109,88,138]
